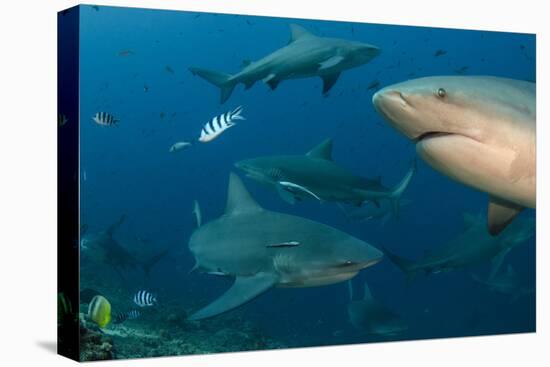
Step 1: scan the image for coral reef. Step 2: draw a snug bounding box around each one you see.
[79,314,114,361]
[78,290,287,360]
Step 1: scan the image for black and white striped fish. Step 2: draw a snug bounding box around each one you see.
[92,112,119,126]
[133,290,157,307]
[114,309,141,324]
[198,106,245,143]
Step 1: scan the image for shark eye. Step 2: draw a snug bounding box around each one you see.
[436,88,447,98]
[336,260,355,268]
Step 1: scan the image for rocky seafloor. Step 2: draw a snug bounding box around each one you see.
[79,304,287,361]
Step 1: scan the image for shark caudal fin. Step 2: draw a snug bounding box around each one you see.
[189,67,237,104]
[388,160,416,217]
[381,247,417,281]
[142,249,170,277]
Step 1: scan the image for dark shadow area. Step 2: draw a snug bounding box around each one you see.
[36,340,57,354]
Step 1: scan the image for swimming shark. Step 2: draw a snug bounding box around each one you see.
[346,280,408,337]
[189,24,380,103]
[80,215,169,277]
[372,76,536,235]
[235,138,415,211]
[187,173,383,320]
[383,213,534,281]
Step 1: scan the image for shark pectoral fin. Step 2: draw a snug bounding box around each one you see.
[276,185,297,204]
[188,273,278,321]
[263,73,281,90]
[321,72,341,94]
[487,197,524,236]
[489,248,511,281]
[319,56,345,70]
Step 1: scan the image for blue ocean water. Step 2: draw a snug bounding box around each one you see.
[77,4,535,356]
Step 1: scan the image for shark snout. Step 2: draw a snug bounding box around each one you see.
[365,44,381,57]
[372,87,427,140]
[234,160,255,175]
[373,88,410,112]
[234,160,268,182]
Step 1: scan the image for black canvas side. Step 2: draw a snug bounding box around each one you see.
[57,5,80,362]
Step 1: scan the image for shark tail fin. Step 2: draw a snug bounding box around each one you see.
[388,160,416,218]
[142,248,170,277]
[381,247,417,281]
[189,67,237,104]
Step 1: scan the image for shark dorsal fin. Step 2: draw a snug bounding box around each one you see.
[289,24,314,43]
[106,214,126,235]
[363,281,373,301]
[225,173,263,215]
[306,138,333,160]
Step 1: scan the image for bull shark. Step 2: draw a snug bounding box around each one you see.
[80,215,169,277]
[235,138,415,211]
[372,76,536,235]
[383,213,534,281]
[187,173,383,320]
[189,24,380,103]
[346,280,408,337]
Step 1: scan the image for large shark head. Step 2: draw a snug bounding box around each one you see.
[278,234,383,287]
[331,39,381,68]
[235,138,335,185]
[372,76,536,234]
[234,157,284,184]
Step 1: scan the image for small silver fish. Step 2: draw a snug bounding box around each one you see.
[169,141,192,153]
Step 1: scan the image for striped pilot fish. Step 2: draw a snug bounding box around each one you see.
[198,106,245,143]
[133,290,157,307]
[93,112,119,126]
[114,309,141,324]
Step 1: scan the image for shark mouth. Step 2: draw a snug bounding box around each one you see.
[414,131,452,143]
[414,131,482,146]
